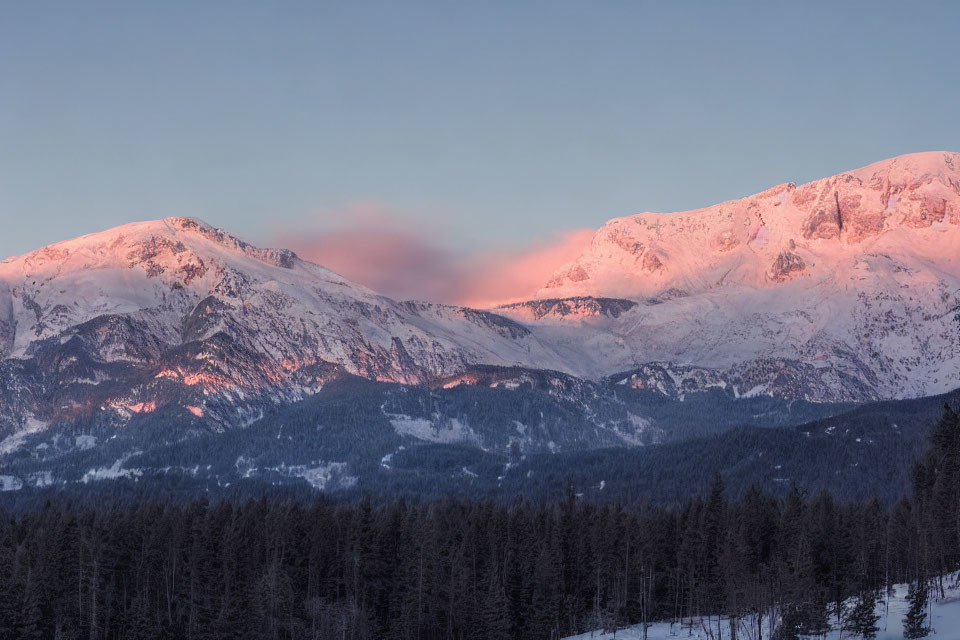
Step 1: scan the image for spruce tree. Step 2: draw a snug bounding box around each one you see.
[527,548,561,639]
[802,598,831,638]
[771,605,802,640]
[15,569,45,640]
[482,572,512,640]
[903,581,929,639]
[844,589,879,640]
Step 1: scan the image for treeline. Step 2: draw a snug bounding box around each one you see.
[1,406,958,640]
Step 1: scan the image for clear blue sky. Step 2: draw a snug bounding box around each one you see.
[2,0,958,260]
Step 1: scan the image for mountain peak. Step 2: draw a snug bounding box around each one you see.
[163,216,214,233]
[2,216,303,274]
[160,217,301,269]
[538,151,960,299]
[846,150,959,182]
[0,213,571,423]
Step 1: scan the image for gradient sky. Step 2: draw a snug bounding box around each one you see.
[2,1,958,302]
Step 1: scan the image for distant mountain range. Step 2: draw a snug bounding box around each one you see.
[1,151,958,497]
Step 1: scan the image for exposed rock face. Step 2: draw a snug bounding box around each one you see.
[0,284,13,358]
[496,297,637,322]
[545,264,590,287]
[768,251,806,282]
[612,358,876,403]
[800,188,845,240]
[642,251,664,272]
[791,153,960,242]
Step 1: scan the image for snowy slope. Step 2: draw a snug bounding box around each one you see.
[499,152,960,401]
[564,578,960,640]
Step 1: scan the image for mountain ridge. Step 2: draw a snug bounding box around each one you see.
[1,151,958,467]
[0,216,572,442]
[538,151,960,298]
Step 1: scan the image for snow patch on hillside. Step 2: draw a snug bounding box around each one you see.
[82,453,143,483]
[0,475,23,491]
[270,462,357,490]
[0,416,47,455]
[388,413,480,445]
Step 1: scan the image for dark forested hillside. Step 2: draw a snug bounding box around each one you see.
[4,379,955,510]
[0,367,851,498]
[2,406,959,640]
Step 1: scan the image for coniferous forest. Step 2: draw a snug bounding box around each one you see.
[1,406,958,640]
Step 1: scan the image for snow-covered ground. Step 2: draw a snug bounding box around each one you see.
[564,578,960,639]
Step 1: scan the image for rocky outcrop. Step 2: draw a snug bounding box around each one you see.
[642,251,665,272]
[0,284,13,358]
[166,217,299,269]
[545,264,590,288]
[768,251,806,282]
[799,186,846,240]
[497,297,637,322]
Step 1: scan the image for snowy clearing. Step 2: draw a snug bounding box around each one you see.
[564,579,960,640]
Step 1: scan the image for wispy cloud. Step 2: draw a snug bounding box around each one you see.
[279,203,593,308]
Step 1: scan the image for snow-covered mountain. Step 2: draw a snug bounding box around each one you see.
[1,152,958,467]
[499,151,960,402]
[0,217,570,439]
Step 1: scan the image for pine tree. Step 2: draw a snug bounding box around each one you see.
[16,565,45,640]
[482,572,512,640]
[0,553,20,639]
[914,405,960,585]
[844,589,879,639]
[125,595,157,640]
[802,598,831,638]
[771,604,802,640]
[697,473,727,627]
[903,581,929,639]
[527,547,561,640]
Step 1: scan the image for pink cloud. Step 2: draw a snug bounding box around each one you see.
[458,229,595,308]
[279,205,593,308]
